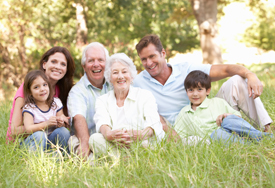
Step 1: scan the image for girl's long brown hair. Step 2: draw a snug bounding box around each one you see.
[23,70,55,109]
[39,46,75,116]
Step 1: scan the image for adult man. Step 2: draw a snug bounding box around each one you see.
[133,34,272,132]
[67,42,110,158]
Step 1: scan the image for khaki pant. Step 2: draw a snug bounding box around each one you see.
[216,75,272,129]
[68,135,94,160]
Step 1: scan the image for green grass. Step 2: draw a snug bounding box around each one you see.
[1,71,275,187]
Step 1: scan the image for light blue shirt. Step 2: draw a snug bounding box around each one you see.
[133,62,211,125]
[67,73,110,135]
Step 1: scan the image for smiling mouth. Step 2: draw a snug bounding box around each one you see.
[149,65,157,70]
[52,70,61,74]
[93,70,102,73]
[117,80,126,84]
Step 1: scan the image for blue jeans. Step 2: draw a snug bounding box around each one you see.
[23,127,70,153]
[210,115,273,144]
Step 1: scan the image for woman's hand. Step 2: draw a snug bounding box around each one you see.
[106,129,133,146]
[101,125,132,147]
[126,127,154,141]
[216,113,232,126]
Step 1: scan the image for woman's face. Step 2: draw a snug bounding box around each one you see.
[110,62,132,92]
[42,52,67,84]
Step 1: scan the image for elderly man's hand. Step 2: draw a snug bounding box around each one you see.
[246,72,263,99]
[77,142,91,160]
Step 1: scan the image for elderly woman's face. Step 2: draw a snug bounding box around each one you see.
[110,62,132,92]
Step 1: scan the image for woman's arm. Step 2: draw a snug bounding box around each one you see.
[23,112,57,134]
[10,97,27,136]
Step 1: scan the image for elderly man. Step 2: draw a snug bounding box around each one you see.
[133,34,272,133]
[67,42,110,158]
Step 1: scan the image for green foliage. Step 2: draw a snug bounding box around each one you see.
[242,0,275,51]
[1,70,275,187]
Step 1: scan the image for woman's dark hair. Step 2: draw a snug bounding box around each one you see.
[39,46,75,115]
[23,70,55,109]
[184,70,211,90]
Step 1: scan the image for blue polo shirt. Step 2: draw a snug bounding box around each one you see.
[133,62,211,125]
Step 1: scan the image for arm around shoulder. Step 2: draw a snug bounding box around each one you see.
[10,97,26,136]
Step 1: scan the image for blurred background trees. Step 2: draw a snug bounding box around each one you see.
[0,0,274,98]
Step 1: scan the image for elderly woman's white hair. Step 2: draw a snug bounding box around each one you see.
[81,42,109,65]
[105,53,137,84]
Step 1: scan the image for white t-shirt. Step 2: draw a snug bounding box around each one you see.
[22,97,63,135]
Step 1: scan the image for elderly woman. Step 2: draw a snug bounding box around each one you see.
[89,53,165,155]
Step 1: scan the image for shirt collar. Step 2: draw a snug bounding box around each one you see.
[184,97,211,112]
[142,63,181,83]
[83,73,108,90]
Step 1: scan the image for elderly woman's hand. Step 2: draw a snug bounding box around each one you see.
[101,125,133,146]
[126,127,154,141]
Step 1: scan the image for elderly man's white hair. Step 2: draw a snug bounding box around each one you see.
[105,53,137,84]
[81,42,109,65]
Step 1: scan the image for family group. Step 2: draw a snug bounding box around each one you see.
[6,34,273,160]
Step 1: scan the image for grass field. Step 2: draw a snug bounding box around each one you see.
[1,65,275,187]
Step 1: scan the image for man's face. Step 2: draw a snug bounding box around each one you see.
[82,47,106,88]
[138,43,166,79]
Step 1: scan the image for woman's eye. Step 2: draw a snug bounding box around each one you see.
[51,60,56,63]
[61,63,67,67]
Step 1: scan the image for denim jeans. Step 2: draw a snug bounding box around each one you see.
[23,127,70,153]
[210,115,273,144]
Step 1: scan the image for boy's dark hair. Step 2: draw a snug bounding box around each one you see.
[184,70,211,90]
[135,34,163,55]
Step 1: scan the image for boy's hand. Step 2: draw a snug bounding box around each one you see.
[216,113,232,126]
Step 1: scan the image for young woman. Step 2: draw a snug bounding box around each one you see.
[21,70,70,151]
[6,46,75,142]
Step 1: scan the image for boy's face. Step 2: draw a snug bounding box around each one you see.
[186,83,211,109]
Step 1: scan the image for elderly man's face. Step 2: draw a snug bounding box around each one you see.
[82,47,106,88]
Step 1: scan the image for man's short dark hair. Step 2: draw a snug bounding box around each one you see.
[184,70,211,90]
[135,34,163,55]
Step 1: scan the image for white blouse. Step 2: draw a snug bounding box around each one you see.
[94,86,165,141]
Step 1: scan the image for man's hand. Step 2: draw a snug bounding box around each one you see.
[246,72,263,99]
[77,142,91,159]
[216,113,232,126]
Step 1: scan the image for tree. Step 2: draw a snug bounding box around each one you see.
[242,0,275,51]
[190,0,222,64]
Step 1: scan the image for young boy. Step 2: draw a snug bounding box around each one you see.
[173,70,272,144]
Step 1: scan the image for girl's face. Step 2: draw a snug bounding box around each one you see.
[30,76,50,103]
[42,52,67,83]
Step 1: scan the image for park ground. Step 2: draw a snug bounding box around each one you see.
[0,63,275,187]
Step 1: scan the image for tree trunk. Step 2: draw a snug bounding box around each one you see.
[75,2,88,48]
[191,0,223,64]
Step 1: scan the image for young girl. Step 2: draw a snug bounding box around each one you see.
[22,70,70,153]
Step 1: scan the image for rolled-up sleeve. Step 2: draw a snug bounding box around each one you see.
[94,97,112,133]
